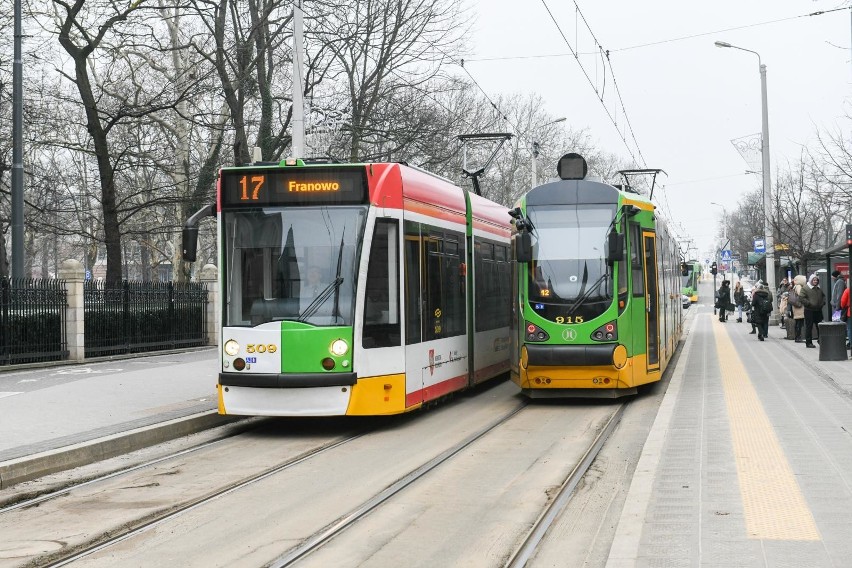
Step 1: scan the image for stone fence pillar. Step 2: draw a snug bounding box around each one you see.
[58,259,85,361]
[199,264,219,352]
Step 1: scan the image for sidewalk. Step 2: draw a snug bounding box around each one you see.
[607,301,852,567]
[0,348,233,489]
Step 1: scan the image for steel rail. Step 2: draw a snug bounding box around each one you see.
[0,417,264,514]
[265,401,528,568]
[504,403,626,567]
[40,433,366,568]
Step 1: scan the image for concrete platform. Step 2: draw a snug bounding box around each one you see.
[607,301,852,567]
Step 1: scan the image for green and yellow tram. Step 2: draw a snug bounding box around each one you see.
[510,153,682,398]
[680,260,701,303]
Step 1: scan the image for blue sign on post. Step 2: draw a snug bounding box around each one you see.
[754,238,765,254]
[720,249,732,261]
[85,270,92,281]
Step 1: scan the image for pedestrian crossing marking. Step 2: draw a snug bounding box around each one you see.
[714,319,820,540]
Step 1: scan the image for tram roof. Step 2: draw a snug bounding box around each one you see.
[524,179,652,207]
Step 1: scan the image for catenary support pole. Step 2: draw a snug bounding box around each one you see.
[12,0,24,279]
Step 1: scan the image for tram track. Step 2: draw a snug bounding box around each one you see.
[266,400,627,568]
[38,432,368,568]
[505,403,626,567]
[3,382,633,568]
[0,431,248,515]
[265,401,529,567]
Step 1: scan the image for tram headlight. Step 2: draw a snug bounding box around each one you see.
[224,339,240,356]
[330,339,349,356]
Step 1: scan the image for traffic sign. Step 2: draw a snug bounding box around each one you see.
[754,238,765,254]
[85,270,92,281]
[720,249,732,261]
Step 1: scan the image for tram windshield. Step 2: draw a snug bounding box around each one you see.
[222,206,367,327]
[681,266,695,287]
[526,204,617,321]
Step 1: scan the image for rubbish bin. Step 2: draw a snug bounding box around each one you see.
[818,322,847,361]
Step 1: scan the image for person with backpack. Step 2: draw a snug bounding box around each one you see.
[790,275,807,342]
[750,282,773,341]
[799,273,826,348]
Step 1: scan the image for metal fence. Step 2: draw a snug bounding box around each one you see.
[0,278,68,365]
[84,280,209,358]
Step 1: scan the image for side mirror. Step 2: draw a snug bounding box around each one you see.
[514,232,532,263]
[182,226,200,262]
[182,203,216,262]
[606,231,625,265]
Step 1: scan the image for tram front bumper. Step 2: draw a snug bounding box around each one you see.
[517,343,634,392]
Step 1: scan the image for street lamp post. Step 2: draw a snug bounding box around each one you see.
[715,41,776,321]
[711,201,728,276]
[531,117,566,189]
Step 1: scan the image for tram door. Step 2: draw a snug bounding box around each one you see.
[643,231,660,372]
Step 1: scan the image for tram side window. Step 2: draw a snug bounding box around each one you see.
[630,223,644,297]
[404,223,465,344]
[424,230,465,340]
[495,244,510,328]
[363,219,400,348]
[404,222,422,345]
[475,240,511,331]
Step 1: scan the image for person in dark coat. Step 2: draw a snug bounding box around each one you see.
[716,280,731,322]
[799,273,826,348]
[750,282,773,341]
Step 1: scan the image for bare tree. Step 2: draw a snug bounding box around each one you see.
[773,159,826,275]
[40,0,192,282]
[314,0,468,162]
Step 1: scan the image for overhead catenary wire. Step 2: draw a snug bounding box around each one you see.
[538,0,645,167]
[463,7,848,61]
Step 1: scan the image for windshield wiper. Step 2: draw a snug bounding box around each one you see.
[298,277,344,323]
[565,271,610,317]
[332,229,345,320]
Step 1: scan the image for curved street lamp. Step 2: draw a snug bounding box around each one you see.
[715,40,776,316]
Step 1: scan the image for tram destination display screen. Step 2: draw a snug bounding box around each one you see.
[220,167,368,207]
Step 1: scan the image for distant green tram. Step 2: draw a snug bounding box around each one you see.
[680,260,701,303]
[510,153,682,398]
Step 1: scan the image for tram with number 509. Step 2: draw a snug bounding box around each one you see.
[509,153,682,397]
[183,159,512,416]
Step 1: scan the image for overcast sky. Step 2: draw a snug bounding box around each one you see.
[466,0,850,262]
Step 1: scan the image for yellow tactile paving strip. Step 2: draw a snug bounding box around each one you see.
[713,316,821,540]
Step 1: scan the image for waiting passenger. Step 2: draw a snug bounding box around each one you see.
[715,280,731,323]
[790,275,807,342]
[750,282,773,341]
[733,281,746,323]
[799,273,825,348]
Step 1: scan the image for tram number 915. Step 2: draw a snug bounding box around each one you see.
[555,316,583,324]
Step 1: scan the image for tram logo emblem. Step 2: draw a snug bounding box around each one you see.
[562,329,577,341]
